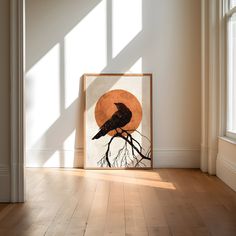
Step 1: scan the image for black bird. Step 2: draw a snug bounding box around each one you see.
[92,102,132,140]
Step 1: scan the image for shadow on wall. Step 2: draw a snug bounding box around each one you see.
[25,0,201,167]
[26,0,146,167]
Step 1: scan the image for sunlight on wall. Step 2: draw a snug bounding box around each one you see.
[63,130,77,167]
[63,130,76,149]
[43,151,76,167]
[26,44,60,149]
[43,151,60,167]
[25,0,202,168]
[112,0,142,58]
[42,129,76,167]
[126,57,143,73]
[64,0,107,109]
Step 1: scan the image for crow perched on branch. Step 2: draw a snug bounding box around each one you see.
[92,103,132,140]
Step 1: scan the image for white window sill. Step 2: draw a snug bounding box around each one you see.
[219,136,236,145]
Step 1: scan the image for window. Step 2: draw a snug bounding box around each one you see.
[227,0,236,139]
[230,0,236,8]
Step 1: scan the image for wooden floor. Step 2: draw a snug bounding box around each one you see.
[0,169,236,236]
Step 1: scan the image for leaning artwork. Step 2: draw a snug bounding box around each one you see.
[84,74,152,169]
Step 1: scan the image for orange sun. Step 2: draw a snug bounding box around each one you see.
[94,89,142,136]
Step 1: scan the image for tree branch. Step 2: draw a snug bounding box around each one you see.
[97,129,151,168]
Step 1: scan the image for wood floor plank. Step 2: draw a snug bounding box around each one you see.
[83,179,110,235]
[124,182,148,235]
[104,182,125,236]
[0,168,235,236]
[64,179,97,235]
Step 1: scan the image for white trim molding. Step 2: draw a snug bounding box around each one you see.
[201,0,226,174]
[10,0,25,202]
[202,0,236,189]
[25,147,201,169]
[217,157,236,191]
[215,1,236,191]
[26,148,84,168]
[207,0,220,175]
[217,138,236,191]
[201,0,209,172]
[153,149,200,168]
[24,147,201,169]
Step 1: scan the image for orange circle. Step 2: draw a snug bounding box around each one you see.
[95,89,142,136]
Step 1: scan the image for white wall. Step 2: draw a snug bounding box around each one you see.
[25,0,201,168]
[0,0,11,201]
[217,138,236,191]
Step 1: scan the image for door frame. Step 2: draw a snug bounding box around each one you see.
[10,0,25,202]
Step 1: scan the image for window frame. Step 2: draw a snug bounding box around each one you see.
[226,0,236,140]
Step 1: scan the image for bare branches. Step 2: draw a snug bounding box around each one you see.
[97,129,151,168]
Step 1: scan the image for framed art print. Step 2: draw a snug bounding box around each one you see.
[84,74,152,169]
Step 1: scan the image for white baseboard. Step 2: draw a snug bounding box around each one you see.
[217,154,236,191]
[26,148,201,169]
[0,165,10,202]
[26,149,84,168]
[153,149,200,168]
[200,144,208,172]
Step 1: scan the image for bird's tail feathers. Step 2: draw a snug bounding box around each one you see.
[92,129,106,140]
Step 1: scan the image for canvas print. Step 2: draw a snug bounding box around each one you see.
[84,74,152,169]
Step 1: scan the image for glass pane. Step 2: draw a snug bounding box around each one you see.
[230,0,236,9]
[227,13,236,133]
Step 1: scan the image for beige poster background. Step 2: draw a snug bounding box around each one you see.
[84,74,152,168]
